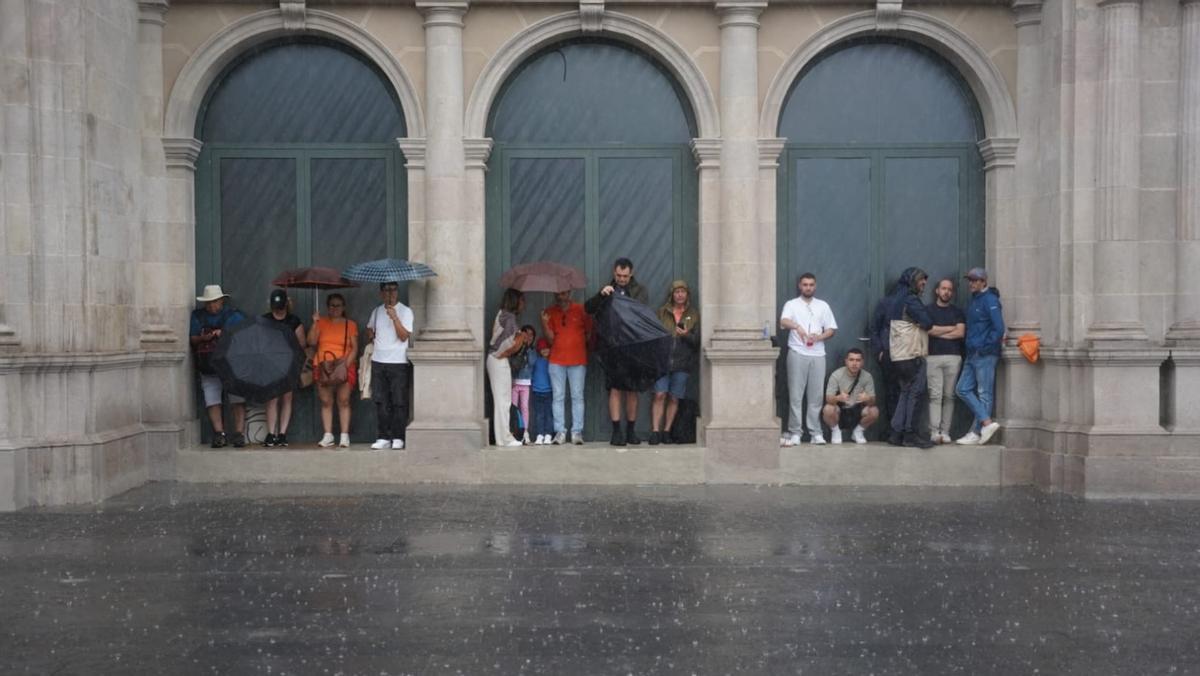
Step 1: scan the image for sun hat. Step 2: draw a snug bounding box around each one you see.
[196,285,230,302]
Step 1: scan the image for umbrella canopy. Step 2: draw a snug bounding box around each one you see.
[499,261,587,293]
[271,266,358,289]
[341,258,436,284]
[211,316,306,403]
[591,294,672,392]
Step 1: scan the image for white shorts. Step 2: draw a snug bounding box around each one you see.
[200,374,244,408]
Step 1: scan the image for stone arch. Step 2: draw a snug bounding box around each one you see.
[760,11,1017,142]
[464,11,719,140]
[164,8,424,140]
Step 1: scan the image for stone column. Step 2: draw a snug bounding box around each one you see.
[1089,0,1148,343]
[1168,0,1200,342]
[405,2,488,452]
[704,1,781,474]
[1010,0,1043,333]
[414,0,471,343]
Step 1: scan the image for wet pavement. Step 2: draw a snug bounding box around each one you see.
[1,484,1198,675]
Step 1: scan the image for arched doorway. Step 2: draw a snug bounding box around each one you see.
[485,39,699,441]
[775,38,985,437]
[193,38,408,443]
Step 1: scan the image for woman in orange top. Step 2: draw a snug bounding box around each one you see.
[307,293,359,448]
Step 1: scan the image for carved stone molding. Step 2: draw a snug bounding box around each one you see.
[715,1,765,28]
[691,138,722,169]
[580,0,605,32]
[417,0,469,27]
[758,137,787,169]
[876,0,903,31]
[1011,0,1043,27]
[138,0,169,26]
[162,137,203,171]
[0,324,18,352]
[396,138,427,170]
[280,0,306,31]
[978,137,1018,171]
[464,138,494,170]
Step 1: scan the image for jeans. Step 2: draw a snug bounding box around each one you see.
[926,354,962,435]
[956,353,998,433]
[532,391,553,438]
[786,351,825,438]
[549,363,586,435]
[372,361,409,441]
[890,357,927,435]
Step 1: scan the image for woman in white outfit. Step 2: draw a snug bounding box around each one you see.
[487,288,529,447]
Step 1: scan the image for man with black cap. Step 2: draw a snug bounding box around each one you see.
[956,267,1005,445]
[261,289,305,447]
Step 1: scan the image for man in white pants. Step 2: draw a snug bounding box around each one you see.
[780,273,837,446]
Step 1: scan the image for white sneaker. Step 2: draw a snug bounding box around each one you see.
[370,438,390,450]
[572,432,584,445]
[339,433,350,448]
[523,432,531,445]
[503,439,523,448]
[830,428,843,444]
[810,435,827,445]
[391,438,405,450]
[782,434,800,447]
[956,431,981,446]
[318,433,336,448]
[552,432,566,445]
[978,421,1001,445]
[852,426,867,444]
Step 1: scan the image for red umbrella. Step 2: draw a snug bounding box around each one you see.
[270,267,359,308]
[499,262,587,293]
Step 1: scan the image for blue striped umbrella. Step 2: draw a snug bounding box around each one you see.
[341,258,437,284]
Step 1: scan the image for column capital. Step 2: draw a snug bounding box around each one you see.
[978,137,1018,170]
[162,137,203,172]
[1011,0,1043,26]
[715,1,765,27]
[0,324,19,352]
[138,0,169,26]
[417,0,468,26]
[396,138,427,169]
[464,138,494,169]
[691,138,722,168]
[758,137,787,168]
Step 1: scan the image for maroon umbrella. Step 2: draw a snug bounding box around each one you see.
[499,262,587,293]
[271,267,359,307]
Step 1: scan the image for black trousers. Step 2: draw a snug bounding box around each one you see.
[373,361,409,441]
[890,357,927,435]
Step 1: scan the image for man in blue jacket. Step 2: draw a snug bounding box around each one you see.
[956,267,1005,445]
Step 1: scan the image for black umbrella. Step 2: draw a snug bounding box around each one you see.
[211,316,306,403]
[592,294,672,392]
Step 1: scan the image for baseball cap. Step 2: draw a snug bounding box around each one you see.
[536,338,551,351]
[269,288,288,309]
[964,267,988,281]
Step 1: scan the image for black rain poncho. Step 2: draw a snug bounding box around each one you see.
[591,294,672,392]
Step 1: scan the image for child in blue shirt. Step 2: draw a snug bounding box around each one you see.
[530,338,554,444]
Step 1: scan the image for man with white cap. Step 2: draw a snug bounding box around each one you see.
[955,267,1006,445]
[190,284,247,448]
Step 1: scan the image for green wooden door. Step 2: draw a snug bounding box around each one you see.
[486,145,697,440]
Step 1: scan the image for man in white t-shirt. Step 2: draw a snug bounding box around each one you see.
[366,281,414,450]
[779,272,838,446]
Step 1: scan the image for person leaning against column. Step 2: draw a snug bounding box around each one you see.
[366,282,413,451]
[541,289,593,445]
[925,278,966,444]
[779,272,838,446]
[956,267,1005,446]
[487,288,529,448]
[308,293,359,449]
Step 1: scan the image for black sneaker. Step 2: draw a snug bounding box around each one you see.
[275,433,288,448]
[648,431,661,445]
[232,432,246,448]
[262,433,276,448]
[211,432,227,449]
[887,431,904,447]
[625,424,641,446]
[611,427,626,447]
[903,432,934,449]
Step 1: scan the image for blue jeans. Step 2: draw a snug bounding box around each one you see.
[532,391,554,438]
[956,353,998,433]
[549,363,586,435]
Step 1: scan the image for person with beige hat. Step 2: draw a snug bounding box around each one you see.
[189,284,247,448]
[651,280,700,444]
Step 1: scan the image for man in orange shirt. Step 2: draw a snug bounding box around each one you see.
[541,289,593,445]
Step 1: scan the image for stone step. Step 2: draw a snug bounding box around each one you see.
[176,443,1016,487]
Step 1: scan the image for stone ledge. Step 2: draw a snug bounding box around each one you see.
[0,350,186,374]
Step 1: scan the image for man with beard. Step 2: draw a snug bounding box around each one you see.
[779,272,838,446]
[925,278,966,444]
[585,258,650,447]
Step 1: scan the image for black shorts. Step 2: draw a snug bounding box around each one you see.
[838,404,864,430]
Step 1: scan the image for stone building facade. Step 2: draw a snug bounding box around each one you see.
[1,0,1197,509]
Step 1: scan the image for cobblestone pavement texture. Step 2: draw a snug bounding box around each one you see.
[1,484,1198,674]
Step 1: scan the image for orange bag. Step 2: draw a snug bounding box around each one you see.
[1017,333,1040,363]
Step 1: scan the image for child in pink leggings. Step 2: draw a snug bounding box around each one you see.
[510,325,537,444]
